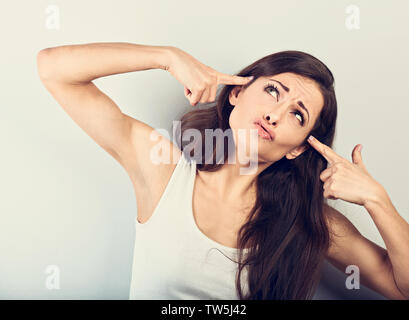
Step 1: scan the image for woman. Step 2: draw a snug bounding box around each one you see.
[37,42,409,300]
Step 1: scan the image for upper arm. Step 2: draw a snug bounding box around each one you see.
[39,73,182,199]
[41,78,131,162]
[324,204,407,300]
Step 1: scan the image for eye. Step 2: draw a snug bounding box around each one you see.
[292,111,305,126]
[264,83,305,126]
[264,84,279,99]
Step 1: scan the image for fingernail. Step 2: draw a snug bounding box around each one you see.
[248,76,254,80]
[358,144,363,152]
[308,135,314,142]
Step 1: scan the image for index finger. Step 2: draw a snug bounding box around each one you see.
[218,73,254,85]
[307,135,343,165]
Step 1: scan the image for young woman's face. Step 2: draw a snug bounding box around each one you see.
[228,72,324,163]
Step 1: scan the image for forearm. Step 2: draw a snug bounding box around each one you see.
[37,42,172,84]
[364,188,409,298]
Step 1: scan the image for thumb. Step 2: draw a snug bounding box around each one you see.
[352,144,367,170]
[219,74,254,85]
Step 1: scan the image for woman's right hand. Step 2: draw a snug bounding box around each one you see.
[165,46,254,106]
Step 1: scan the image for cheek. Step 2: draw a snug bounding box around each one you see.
[228,109,237,129]
[229,106,247,129]
[279,124,308,142]
[267,135,301,156]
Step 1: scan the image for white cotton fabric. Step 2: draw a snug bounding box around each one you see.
[129,152,249,300]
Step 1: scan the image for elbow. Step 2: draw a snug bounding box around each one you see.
[37,48,57,81]
[36,49,50,81]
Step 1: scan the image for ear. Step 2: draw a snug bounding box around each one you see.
[228,86,242,106]
[285,144,310,160]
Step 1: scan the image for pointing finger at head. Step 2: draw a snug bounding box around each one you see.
[307,135,343,165]
[218,73,254,85]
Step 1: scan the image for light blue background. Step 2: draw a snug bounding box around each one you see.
[1,0,408,299]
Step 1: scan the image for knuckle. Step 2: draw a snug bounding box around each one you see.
[333,162,343,171]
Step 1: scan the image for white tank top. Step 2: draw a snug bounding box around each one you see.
[129,151,250,299]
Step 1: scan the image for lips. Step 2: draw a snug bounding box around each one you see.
[254,124,271,140]
[253,119,275,140]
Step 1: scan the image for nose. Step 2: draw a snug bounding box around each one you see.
[263,102,289,127]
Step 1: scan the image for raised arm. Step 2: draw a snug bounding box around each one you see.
[36,42,255,220]
[307,135,409,300]
[36,42,180,202]
[37,42,171,84]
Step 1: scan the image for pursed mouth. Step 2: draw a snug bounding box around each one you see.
[253,123,272,140]
[253,120,274,140]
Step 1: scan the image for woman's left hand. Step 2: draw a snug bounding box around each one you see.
[307,135,386,207]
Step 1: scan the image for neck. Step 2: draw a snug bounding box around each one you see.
[198,152,271,205]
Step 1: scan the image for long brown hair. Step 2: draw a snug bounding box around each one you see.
[176,50,338,299]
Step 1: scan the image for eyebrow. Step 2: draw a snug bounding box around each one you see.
[269,78,310,122]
